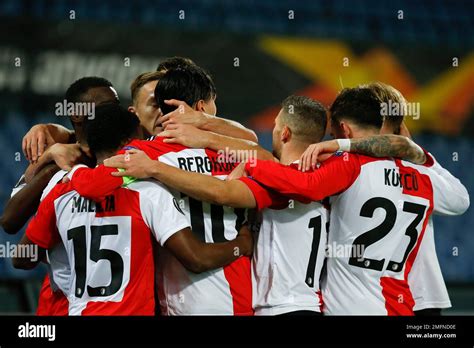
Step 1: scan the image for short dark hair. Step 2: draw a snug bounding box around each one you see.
[157,56,196,72]
[130,71,164,105]
[280,95,327,143]
[65,76,116,103]
[330,87,384,129]
[155,65,216,115]
[86,103,139,155]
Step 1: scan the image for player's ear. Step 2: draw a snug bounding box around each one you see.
[281,125,291,143]
[128,105,136,114]
[340,122,352,139]
[195,99,206,112]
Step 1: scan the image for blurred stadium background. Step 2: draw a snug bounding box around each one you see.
[0,0,472,313]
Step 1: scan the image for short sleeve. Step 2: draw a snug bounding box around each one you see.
[138,181,191,246]
[41,170,67,201]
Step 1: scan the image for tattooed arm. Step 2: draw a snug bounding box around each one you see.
[350,135,426,163]
[299,135,426,171]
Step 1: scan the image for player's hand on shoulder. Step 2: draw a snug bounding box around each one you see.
[105,149,155,179]
[299,140,339,172]
[158,123,209,148]
[22,123,56,163]
[158,99,207,129]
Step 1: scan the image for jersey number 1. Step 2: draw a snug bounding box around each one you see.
[305,215,323,287]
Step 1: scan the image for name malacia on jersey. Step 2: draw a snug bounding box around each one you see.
[72,195,116,213]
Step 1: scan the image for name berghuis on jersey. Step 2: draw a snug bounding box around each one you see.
[384,168,419,191]
[72,195,115,213]
[176,155,236,174]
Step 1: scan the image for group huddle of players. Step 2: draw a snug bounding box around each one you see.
[1,57,469,316]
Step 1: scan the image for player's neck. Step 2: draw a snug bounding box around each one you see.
[351,128,378,139]
[74,123,86,145]
[95,151,114,165]
[279,142,308,165]
[95,134,139,165]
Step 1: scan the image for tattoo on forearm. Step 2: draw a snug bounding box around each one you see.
[350,136,426,164]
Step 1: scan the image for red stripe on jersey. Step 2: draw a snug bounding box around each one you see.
[37,274,69,316]
[397,159,434,278]
[223,256,254,316]
[380,277,415,315]
[381,159,434,315]
[204,148,238,176]
[317,290,324,313]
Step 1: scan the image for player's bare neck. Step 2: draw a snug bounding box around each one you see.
[279,142,309,165]
[95,151,113,165]
[136,125,147,140]
[351,127,378,139]
[73,123,86,144]
[280,145,309,166]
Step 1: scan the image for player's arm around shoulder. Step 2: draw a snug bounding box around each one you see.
[0,163,59,234]
[108,149,258,209]
[159,99,258,143]
[138,180,253,273]
[246,154,359,202]
[349,135,427,164]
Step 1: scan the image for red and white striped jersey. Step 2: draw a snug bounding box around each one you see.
[68,136,253,315]
[240,163,328,315]
[245,153,469,315]
[26,177,189,315]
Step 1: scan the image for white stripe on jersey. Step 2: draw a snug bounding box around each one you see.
[40,170,71,295]
[253,200,328,315]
